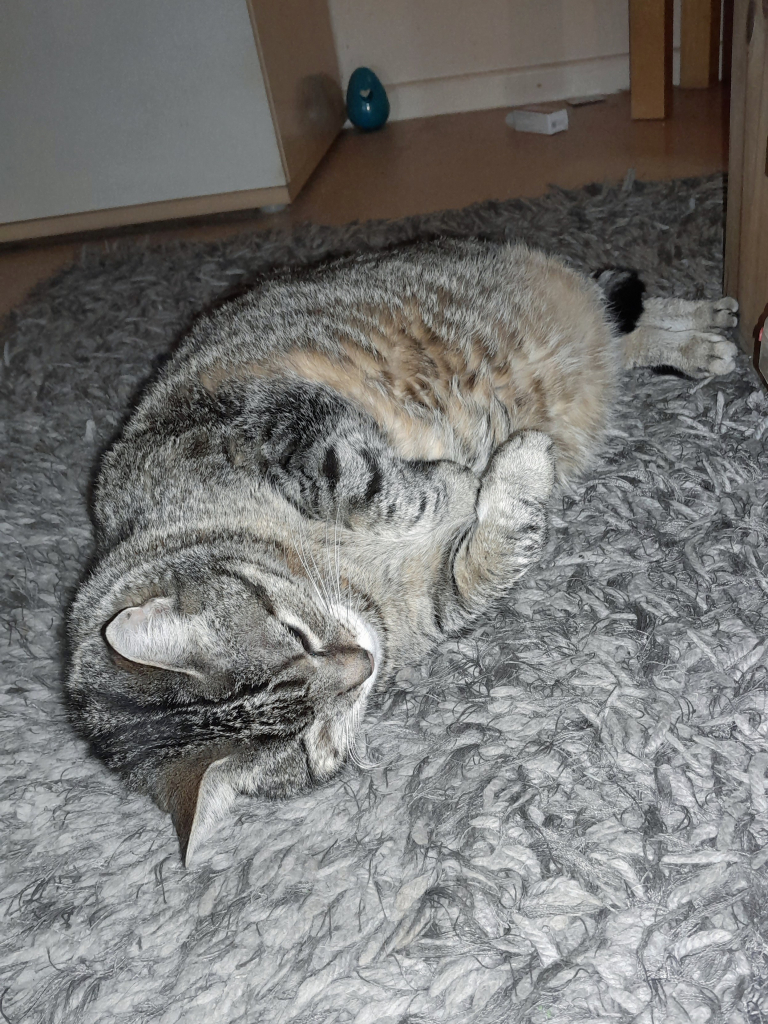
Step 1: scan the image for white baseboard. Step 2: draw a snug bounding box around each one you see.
[384,53,634,122]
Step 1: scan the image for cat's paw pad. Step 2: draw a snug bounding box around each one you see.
[682,333,738,377]
[708,296,739,330]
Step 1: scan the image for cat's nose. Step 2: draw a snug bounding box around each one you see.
[328,646,374,693]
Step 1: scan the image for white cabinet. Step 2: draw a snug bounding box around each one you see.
[0,0,344,241]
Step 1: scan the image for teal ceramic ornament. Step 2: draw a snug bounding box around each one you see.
[346,67,390,131]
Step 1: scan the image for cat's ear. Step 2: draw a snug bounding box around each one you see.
[156,755,239,866]
[105,597,205,674]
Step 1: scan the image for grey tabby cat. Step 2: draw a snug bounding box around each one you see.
[66,239,738,864]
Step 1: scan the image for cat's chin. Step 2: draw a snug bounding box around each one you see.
[304,702,367,781]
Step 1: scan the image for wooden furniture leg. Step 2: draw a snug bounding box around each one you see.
[629,0,674,119]
[680,0,722,87]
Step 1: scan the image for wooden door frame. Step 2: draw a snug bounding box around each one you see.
[724,0,768,381]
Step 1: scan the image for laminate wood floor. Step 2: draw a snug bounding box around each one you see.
[0,85,729,321]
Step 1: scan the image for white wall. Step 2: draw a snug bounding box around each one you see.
[329,0,687,121]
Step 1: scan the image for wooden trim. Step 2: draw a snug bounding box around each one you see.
[378,54,631,122]
[0,185,291,245]
[246,0,345,198]
[736,0,768,356]
[725,0,768,359]
[629,0,674,119]
[680,0,722,87]
[724,0,749,300]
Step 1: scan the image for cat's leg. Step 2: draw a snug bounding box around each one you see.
[623,297,739,377]
[436,430,555,633]
[236,378,480,528]
[238,381,555,633]
[639,296,739,332]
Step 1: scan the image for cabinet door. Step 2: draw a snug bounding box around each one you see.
[0,0,286,225]
[725,0,768,379]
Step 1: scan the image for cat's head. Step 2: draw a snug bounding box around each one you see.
[66,541,382,864]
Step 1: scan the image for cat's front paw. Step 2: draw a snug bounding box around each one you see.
[449,431,555,618]
[493,430,555,502]
[478,431,555,525]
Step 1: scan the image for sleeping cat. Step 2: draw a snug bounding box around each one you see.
[65,239,738,864]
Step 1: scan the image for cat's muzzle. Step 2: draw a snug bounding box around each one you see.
[326,646,375,693]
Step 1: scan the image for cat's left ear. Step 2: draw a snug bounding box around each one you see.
[105,597,209,675]
[153,755,239,866]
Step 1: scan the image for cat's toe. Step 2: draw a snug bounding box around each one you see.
[710,296,739,329]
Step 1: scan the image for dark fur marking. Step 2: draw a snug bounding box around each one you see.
[365,467,384,503]
[594,268,646,335]
[322,446,341,490]
[276,432,300,472]
[361,449,383,503]
[220,569,277,618]
[651,364,694,380]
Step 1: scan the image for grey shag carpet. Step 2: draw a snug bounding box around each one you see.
[2,174,768,1024]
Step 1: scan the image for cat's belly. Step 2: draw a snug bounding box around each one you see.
[197,279,616,477]
[199,335,514,472]
[322,372,513,472]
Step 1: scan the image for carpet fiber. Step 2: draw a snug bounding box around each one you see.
[2,175,767,1023]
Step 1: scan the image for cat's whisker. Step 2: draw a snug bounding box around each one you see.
[323,515,334,607]
[333,502,343,608]
[294,518,329,611]
[323,510,343,614]
[313,537,335,611]
[293,525,317,600]
[301,515,335,612]
[345,576,357,623]
[346,727,384,772]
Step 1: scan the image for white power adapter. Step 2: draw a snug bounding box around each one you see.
[505,105,569,135]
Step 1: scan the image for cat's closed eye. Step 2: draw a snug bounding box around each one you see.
[281,619,317,654]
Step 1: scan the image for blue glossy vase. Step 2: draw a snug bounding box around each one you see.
[346,67,390,131]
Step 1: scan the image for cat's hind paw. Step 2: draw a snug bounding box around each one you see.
[641,296,739,333]
[707,296,739,330]
[677,332,738,378]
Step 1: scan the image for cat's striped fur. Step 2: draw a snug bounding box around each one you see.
[65,239,738,863]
